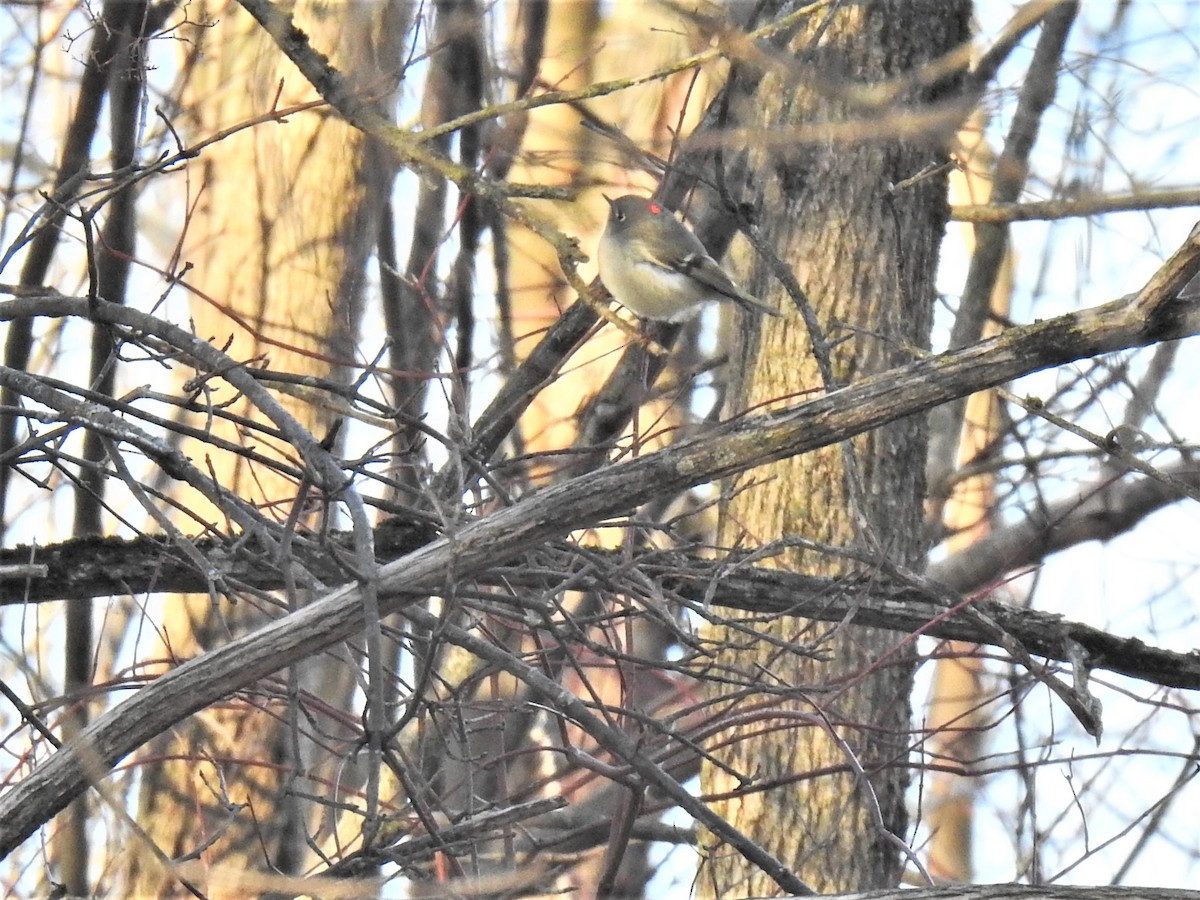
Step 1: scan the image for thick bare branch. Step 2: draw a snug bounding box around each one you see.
[952,188,1200,223]
[4,530,1197,690]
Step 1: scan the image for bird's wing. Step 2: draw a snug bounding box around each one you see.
[676,253,781,316]
[675,252,741,296]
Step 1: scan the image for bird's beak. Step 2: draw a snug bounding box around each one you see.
[602,194,614,207]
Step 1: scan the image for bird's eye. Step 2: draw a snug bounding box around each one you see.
[614,211,625,222]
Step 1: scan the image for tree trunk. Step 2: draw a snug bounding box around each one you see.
[422,5,719,895]
[121,3,404,895]
[699,2,971,894]
[925,116,1014,882]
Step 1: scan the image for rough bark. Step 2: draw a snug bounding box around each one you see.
[699,2,972,894]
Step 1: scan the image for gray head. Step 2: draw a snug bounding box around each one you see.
[604,195,664,238]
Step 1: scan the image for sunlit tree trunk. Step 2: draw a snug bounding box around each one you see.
[699,3,971,894]
[121,3,406,895]
[925,118,1014,882]
[422,4,719,895]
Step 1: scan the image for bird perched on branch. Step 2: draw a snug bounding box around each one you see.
[597,194,780,323]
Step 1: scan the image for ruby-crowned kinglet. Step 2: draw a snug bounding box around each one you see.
[597,194,780,322]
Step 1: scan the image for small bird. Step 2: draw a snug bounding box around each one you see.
[597,194,781,322]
